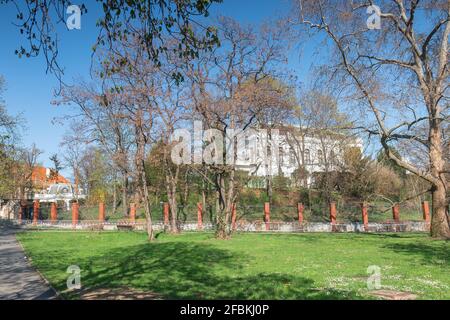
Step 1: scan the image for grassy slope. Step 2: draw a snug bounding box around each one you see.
[16,231,449,299]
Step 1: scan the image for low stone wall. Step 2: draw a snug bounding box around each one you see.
[10,219,430,233]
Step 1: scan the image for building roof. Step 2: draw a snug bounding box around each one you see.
[31,166,70,185]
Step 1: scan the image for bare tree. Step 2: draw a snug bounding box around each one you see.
[292,0,450,238]
[186,17,292,238]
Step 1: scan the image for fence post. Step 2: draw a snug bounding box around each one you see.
[361,202,369,232]
[297,203,304,224]
[33,200,39,225]
[130,203,136,223]
[329,202,337,231]
[231,203,237,231]
[197,202,203,230]
[98,202,105,222]
[163,202,170,226]
[421,201,430,223]
[50,202,58,223]
[18,203,23,223]
[264,202,270,231]
[72,202,79,229]
[392,204,400,223]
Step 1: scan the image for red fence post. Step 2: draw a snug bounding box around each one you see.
[197,202,203,230]
[421,201,430,223]
[163,202,170,226]
[72,202,79,229]
[33,200,39,225]
[392,204,400,223]
[329,202,337,231]
[264,202,270,231]
[361,202,369,232]
[231,203,237,231]
[50,202,58,223]
[98,202,105,222]
[297,203,304,224]
[130,203,136,223]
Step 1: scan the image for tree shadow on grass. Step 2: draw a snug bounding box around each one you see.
[360,233,421,239]
[381,241,449,267]
[65,241,361,300]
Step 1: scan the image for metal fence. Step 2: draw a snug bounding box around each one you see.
[1,199,429,225]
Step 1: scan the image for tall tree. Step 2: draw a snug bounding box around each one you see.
[187,17,292,238]
[293,0,450,238]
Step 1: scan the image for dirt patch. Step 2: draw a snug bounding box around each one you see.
[75,287,162,300]
[368,289,417,300]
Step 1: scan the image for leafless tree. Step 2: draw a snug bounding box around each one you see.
[292,0,450,238]
[187,17,292,238]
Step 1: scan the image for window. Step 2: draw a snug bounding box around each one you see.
[279,146,284,166]
[289,147,296,166]
[318,150,324,165]
[304,149,311,165]
[244,136,250,161]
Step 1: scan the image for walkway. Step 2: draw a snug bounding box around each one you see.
[0,222,57,300]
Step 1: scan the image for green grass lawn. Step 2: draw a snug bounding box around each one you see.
[16,231,449,300]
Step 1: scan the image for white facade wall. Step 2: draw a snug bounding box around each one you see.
[234,130,363,183]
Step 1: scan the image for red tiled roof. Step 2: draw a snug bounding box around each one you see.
[31,166,70,185]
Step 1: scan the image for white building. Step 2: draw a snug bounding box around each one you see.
[233,127,363,187]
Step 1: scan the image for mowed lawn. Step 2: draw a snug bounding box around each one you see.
[16,231,449,299]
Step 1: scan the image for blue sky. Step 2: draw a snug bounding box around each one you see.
[0,0,310,179]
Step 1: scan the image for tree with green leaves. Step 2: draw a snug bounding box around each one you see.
[5,0,222,83]
[49,153,64,182]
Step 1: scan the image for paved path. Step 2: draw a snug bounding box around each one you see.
[0,223,57,300]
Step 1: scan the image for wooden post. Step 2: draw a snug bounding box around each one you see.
[197,202,203,230]
[33,200,39,225]
[264,202,270,231]
[99,202,105,222]
[421,201,430,223]
[392,204,400,223]
[50,202,58,223]
[297,203,304,224]
[72,202,79,229]
[130,203,136,223]
[361,202,369,232]
[231,203,237,231]
[330,202,337,231]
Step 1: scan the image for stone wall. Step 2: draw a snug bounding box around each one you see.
[10,220,430,233]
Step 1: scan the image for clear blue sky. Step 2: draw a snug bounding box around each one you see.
[0,0,313,179]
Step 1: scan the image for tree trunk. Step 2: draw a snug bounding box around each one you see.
[112,175,117,214]
[135,111,153,241]
[429,125,450,238]
[122,174,128,217]
[139,159,153,241]
[431,181,450,238]
[215,174,229,239]
[166,177,179,233]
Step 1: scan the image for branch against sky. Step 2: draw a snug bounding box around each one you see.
[4,0,222,83]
